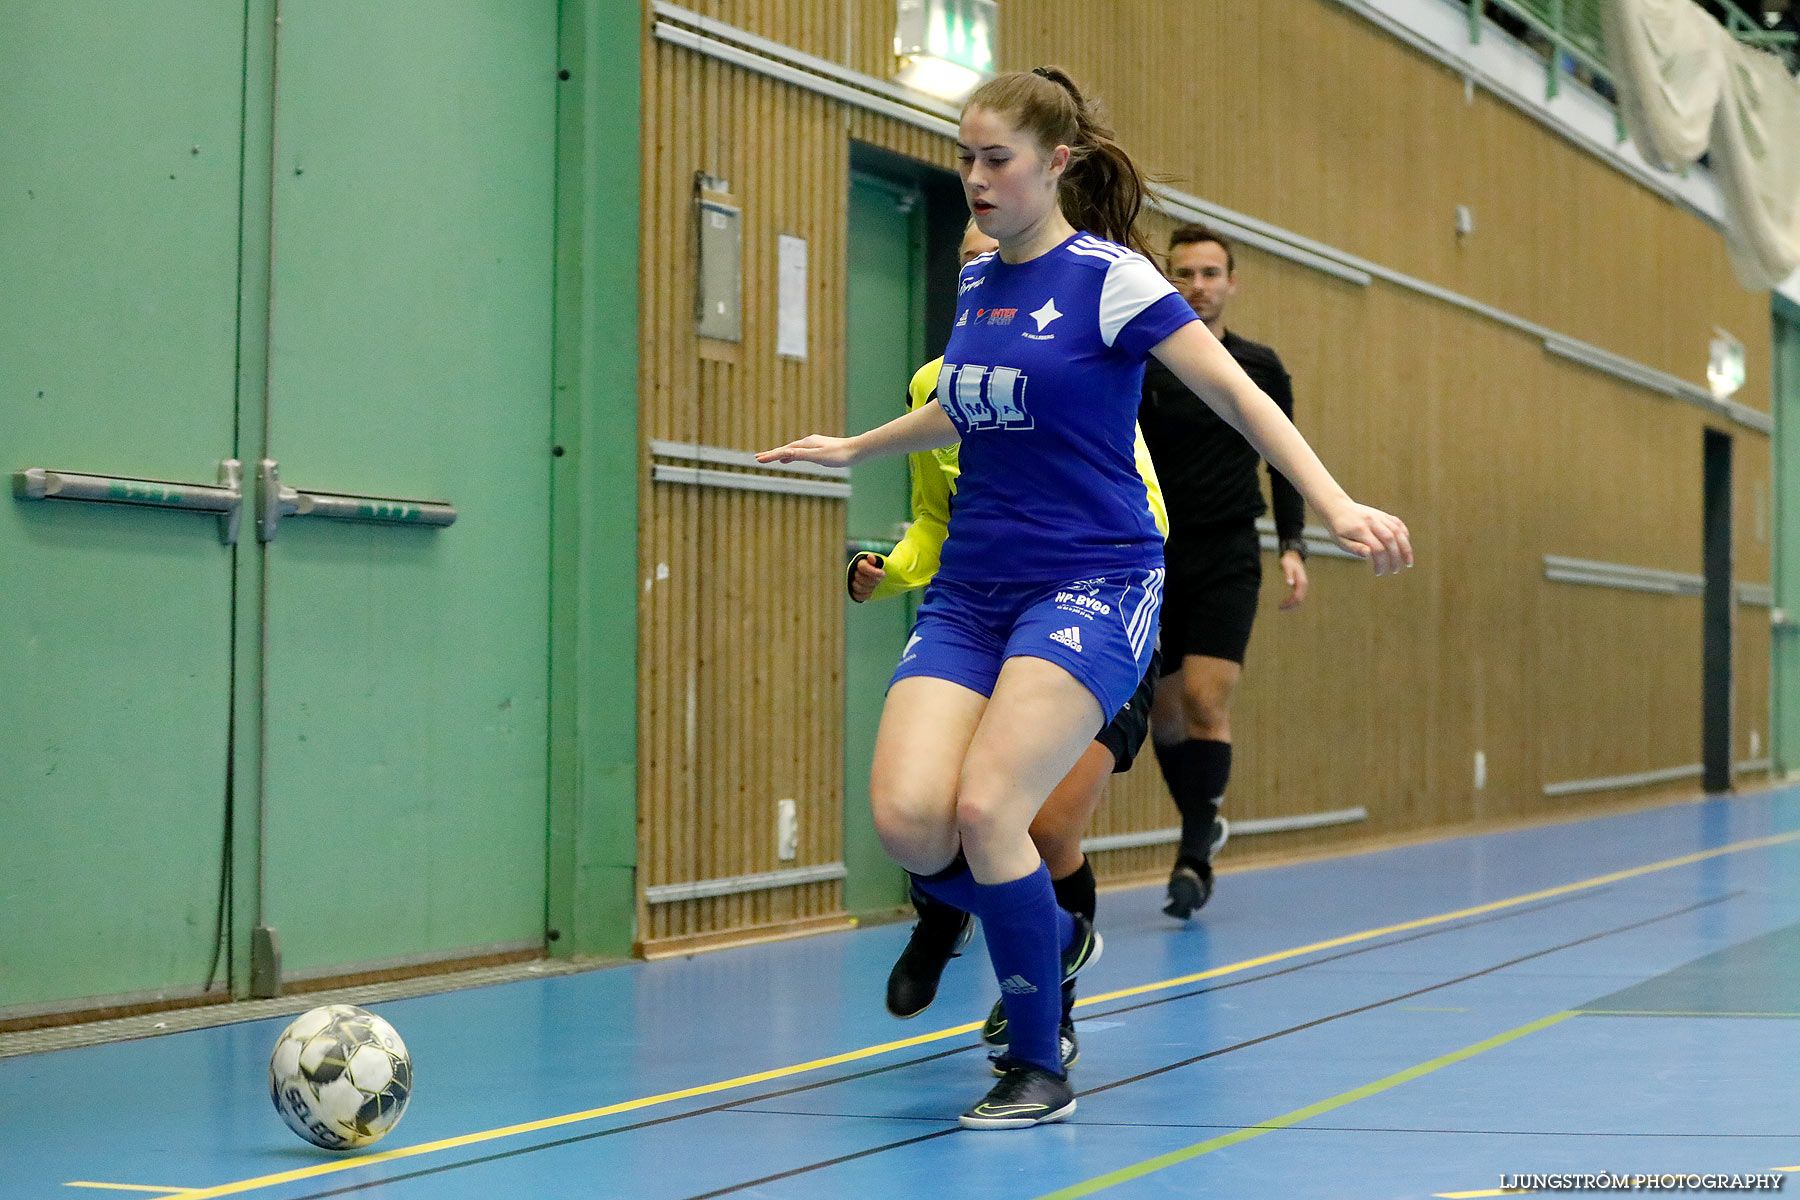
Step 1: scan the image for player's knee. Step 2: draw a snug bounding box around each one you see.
[1150,678,1189,745]
[1181,685,1232,740]
[870,777,955,862]
[952,784,1019,852]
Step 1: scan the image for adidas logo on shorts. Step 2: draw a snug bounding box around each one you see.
[1048,627,1083,653]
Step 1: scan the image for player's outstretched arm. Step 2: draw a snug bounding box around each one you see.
[757,399,959,469]
[1149,322,1414,577]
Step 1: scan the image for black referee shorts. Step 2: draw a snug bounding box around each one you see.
[1158,519,1263,672]
[1095,644,1159,773]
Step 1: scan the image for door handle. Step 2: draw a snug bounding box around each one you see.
[253,459,456,542]
[13,460,244,544]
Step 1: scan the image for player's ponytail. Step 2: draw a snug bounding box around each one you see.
[965,67,1152,257]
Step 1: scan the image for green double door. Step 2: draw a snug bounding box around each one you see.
[1,2,556,1011]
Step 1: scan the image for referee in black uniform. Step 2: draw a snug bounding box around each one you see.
[1139,224,1308,919]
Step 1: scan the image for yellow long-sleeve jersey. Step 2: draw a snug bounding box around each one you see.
[868,356,1169,602]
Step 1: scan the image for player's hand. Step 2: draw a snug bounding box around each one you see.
[1324,502,1412,576]
[1278,551,1309,611]
[847,553,885,603]
[756,434,858,469]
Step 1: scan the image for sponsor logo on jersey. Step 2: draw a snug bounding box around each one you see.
[1027,297,1062,332]
[959,274,985,295]
[956,309,969,327]
[984,307,1017,326]
[1055,592,1113,617]
[1049,626,1084,652]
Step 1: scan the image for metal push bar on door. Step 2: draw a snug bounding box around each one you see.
[11,458,455,544]
[253,459,455,541]
[13,461,245,544]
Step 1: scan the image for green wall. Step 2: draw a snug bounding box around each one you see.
[1773,295,1800,777]
[547,0,643,959]
[0,1,639,1016]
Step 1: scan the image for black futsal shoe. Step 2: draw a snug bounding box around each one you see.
[885,890,974,1018]
[960,1058,1077,1129]
[1061,912,1102,980]
[1163,856,1215,920]
[980,994,1010,1046]
[981,917,1102,1046]
[989,1020,1078,1074]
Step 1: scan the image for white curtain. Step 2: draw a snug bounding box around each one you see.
[1604,0,1800,288]
[1602,0,1726,168]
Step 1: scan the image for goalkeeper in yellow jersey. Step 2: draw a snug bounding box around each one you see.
[850,222,1166,1068]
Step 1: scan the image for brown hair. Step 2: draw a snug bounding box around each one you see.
[1169,223,1235,274]
[964,67,1153,257]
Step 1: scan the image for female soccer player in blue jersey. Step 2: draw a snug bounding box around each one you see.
[760,67,1411,1129]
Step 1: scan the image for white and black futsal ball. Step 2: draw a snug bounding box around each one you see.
[268,1004,413,1149]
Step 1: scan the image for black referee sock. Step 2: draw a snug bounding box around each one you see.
[1155,738,1231,866]
[1051,857,1096,925]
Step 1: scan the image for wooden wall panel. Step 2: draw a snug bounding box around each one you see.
[636,0,1779,937]
[639,36,853,946]
[848,0,1775,413]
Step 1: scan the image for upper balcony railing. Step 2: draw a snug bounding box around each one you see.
[1470,0,1796,100]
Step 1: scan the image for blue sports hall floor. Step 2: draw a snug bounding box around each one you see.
[8,787,1800,1199]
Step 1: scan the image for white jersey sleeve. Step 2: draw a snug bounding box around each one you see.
[1097,252,1182,348]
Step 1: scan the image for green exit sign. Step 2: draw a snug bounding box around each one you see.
[896,0,997,77]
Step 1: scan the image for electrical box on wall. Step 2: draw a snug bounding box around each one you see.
[695,173,742,343]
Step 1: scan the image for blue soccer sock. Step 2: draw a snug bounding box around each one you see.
[967,863,1071,1076]
[914,856,1077,1074]
[912,855,982,913]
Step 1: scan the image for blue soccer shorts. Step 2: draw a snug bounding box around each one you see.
[889,567,1165,724]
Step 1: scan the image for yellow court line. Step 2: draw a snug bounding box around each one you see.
[1034,1011,1580,1199]
[1075,828,1800,1007]
[63,1185,194,1194]
[161,1021,989,1199]
[160,826,1800,1199]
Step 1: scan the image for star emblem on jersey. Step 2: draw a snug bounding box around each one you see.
[1049,626,1083,652]
[1028,298,1062,331]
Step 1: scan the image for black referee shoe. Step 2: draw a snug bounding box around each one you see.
[959,1058,1076,1129]
[1162,856,1214,920]
[885,890,973,1018]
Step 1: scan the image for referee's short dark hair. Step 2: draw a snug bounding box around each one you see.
[1168,223,1235,274]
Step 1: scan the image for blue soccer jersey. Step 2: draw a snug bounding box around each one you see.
[935,233,1197,583]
